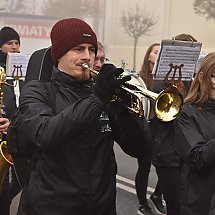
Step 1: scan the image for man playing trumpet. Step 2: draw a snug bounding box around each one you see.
[16,18,152,215]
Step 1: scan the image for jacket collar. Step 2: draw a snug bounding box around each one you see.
[51,66,94,88]
[203,99,215,115]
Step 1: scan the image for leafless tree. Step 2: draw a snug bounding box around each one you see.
[194,0,215,20]
[121,4,157,71]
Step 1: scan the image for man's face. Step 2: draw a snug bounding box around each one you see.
[93,49,105,72]
[0,40,20,53]
[57,43,96,81]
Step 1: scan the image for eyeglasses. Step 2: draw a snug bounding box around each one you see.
[94,57,109,64]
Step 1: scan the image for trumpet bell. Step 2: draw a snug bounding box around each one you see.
[118,76,183,121]
[155,86,183,122]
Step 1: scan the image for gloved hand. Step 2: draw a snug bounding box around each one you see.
[94,64,131,103]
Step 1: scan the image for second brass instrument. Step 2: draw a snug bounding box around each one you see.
[82,63,183,122]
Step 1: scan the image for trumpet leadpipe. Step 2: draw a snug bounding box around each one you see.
[82,63,99,75]
[81,63,125,80]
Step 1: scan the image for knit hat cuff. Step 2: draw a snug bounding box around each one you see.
[0,27,20,47]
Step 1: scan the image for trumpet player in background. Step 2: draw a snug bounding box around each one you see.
[0,26,22,215]
[93,41,108,72]
[16,18,153,215]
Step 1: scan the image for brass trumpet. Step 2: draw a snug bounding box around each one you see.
[0,67,13,192]
[82,63,183,122]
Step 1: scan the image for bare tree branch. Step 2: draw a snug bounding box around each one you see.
[121,4,157,71]
[194,0,215,20]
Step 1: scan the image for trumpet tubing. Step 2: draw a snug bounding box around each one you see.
[81,63,183,122]
[82,63,99,75]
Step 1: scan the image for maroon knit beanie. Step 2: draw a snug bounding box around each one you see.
[50,18,97,62]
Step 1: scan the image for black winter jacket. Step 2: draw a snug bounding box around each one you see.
[17,67,152,215]
[175,101,215,215]
[150,79,181,167]
[0,79,16,201]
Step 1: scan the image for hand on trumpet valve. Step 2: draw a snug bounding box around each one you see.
[93,64,131,103]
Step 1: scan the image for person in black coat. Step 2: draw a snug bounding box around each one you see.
[16,18,152,215]
[150,34,198,215]
[0,26,22,215]
[0,66,16,215]
[174,52,215,215]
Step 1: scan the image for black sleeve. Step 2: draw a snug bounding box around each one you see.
[18,80,105,150]
[174,105,215,173]
[2,85,17,119]
[107,101,153,158]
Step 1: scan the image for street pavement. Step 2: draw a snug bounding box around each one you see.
[10,192,20,215]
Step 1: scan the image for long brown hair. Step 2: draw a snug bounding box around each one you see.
[139,43,160,90]
[185,52,215,106]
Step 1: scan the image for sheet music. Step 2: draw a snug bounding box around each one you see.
[153,40,202,81]
[6,52,31,78]
[195,52,207,73]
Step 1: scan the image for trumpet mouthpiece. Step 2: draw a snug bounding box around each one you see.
[81,63,99,75]
[82,63,89,70]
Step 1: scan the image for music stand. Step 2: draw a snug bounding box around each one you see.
[153,39,202,82]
